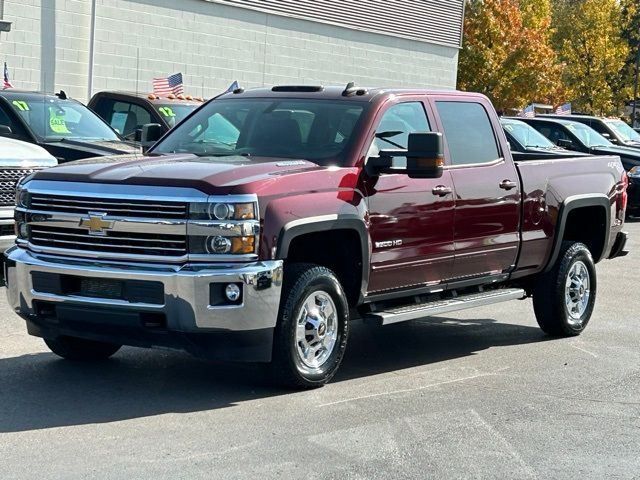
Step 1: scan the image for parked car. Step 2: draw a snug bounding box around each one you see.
[0,90,140,162]
[88,91,204,141]
[516,116,640,214]
[0,137,57,252]
[500,118,587,159]
[6,86,628,388]
[541,114,640,148]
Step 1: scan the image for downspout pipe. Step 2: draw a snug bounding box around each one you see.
[87,0,96,102]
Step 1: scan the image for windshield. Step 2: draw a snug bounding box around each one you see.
[9,97,120,142]
[502,120,555,148]
[152,98,366,164]
[604,119,640,143]
[566,122,612,148]
[154,103,199,128]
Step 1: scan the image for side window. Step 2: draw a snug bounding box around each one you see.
[372,102,430,167]
[0,104,27,139]
[589,120,610,137]
[538,124,570,145]
[435,101,500,165]
[110,101,152,138]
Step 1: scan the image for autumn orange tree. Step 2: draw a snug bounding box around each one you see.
[552,0,629,114]
[458,0,562,112]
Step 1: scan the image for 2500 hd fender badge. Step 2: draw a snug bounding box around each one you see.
[375,239,403,249]
[79,213,114,236]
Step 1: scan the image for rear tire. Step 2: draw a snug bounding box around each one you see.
[44,336,122,361]
[271,263,349,389]
[533,242,596,336]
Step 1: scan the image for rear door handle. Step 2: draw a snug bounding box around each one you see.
[432,185,452,197]
[499,179,517,190]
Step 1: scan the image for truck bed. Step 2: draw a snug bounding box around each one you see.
[513,154,626,278]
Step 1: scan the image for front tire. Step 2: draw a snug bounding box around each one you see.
[533,242,596,336]
[271,263,349,389]
[44,336,122,361]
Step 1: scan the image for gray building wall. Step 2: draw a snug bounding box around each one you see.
[0,0,462,102]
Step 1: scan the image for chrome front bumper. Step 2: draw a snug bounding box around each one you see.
[6,247,283,333]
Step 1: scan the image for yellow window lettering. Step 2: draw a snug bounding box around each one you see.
[12,100,30,111]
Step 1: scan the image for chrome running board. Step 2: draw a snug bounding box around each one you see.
[363,288,526,326]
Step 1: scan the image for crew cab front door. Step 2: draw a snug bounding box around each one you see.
[432,98,521,281]
[364,100,455,295]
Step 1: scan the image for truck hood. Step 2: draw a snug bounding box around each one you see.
[31,154,326,194]
[43,138,140,158]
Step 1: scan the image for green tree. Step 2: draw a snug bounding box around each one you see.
[552,0,630,114]
[621,0,640,123]
[458,0,562,112]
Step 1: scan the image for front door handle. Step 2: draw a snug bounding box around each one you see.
[499,179,517,190]
[432,185,452,197]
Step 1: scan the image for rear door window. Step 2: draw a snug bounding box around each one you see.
[435,102,500,165]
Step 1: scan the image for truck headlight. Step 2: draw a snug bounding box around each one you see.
[188,199,259,257]
[628,166,640,179]
[189,202,256,220]
[15,185,30,208]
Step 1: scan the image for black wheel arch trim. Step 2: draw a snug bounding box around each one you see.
[544,194,611,273]
[276,214,370,303]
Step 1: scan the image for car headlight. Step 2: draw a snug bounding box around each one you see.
[15,182,31,208]
[188,200,259,256]
[189,202,256,220]
[628,166,640,179]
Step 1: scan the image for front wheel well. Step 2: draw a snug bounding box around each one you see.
[561,206,607,262]
[283,229,364,307]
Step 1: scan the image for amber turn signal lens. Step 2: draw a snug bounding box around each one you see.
[231,236,255,254]
[233,203,255,220]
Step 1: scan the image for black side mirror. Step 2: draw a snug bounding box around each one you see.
[406,132,444,179]
[557,138,573,148]
[367,132,444,179]
[0,125,13,136]
[140,123,164,152]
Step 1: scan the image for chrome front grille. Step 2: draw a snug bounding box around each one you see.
[29,225,187,257]
[30,194,188,219]
[0,169,38,206]
[18,181,260,263]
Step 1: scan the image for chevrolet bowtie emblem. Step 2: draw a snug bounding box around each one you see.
[79,213,114,236]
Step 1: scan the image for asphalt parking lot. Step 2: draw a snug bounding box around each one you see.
[1,224,639,480]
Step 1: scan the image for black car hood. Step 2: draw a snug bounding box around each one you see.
[43,138,140,157]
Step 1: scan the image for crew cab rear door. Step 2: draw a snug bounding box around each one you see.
[431,97,521,280]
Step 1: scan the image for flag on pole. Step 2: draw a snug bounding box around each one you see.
[519,104,535,118]
[555,102,572,116]
[3,62,14,89]
[225,80,239,93]
[152,72,184,95]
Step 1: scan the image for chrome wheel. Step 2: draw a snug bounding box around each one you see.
[295,291,338,369]
[565,260,590,324]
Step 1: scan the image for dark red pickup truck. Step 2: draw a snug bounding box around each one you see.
[6,85,629,388]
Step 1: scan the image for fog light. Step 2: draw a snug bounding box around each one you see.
[208,236,231,254]
[225,283,241,302]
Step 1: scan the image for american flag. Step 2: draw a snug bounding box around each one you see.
[152,72,184,95]
[519,104,535,118]
[555,102,572,116]
[3,62,14,89]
